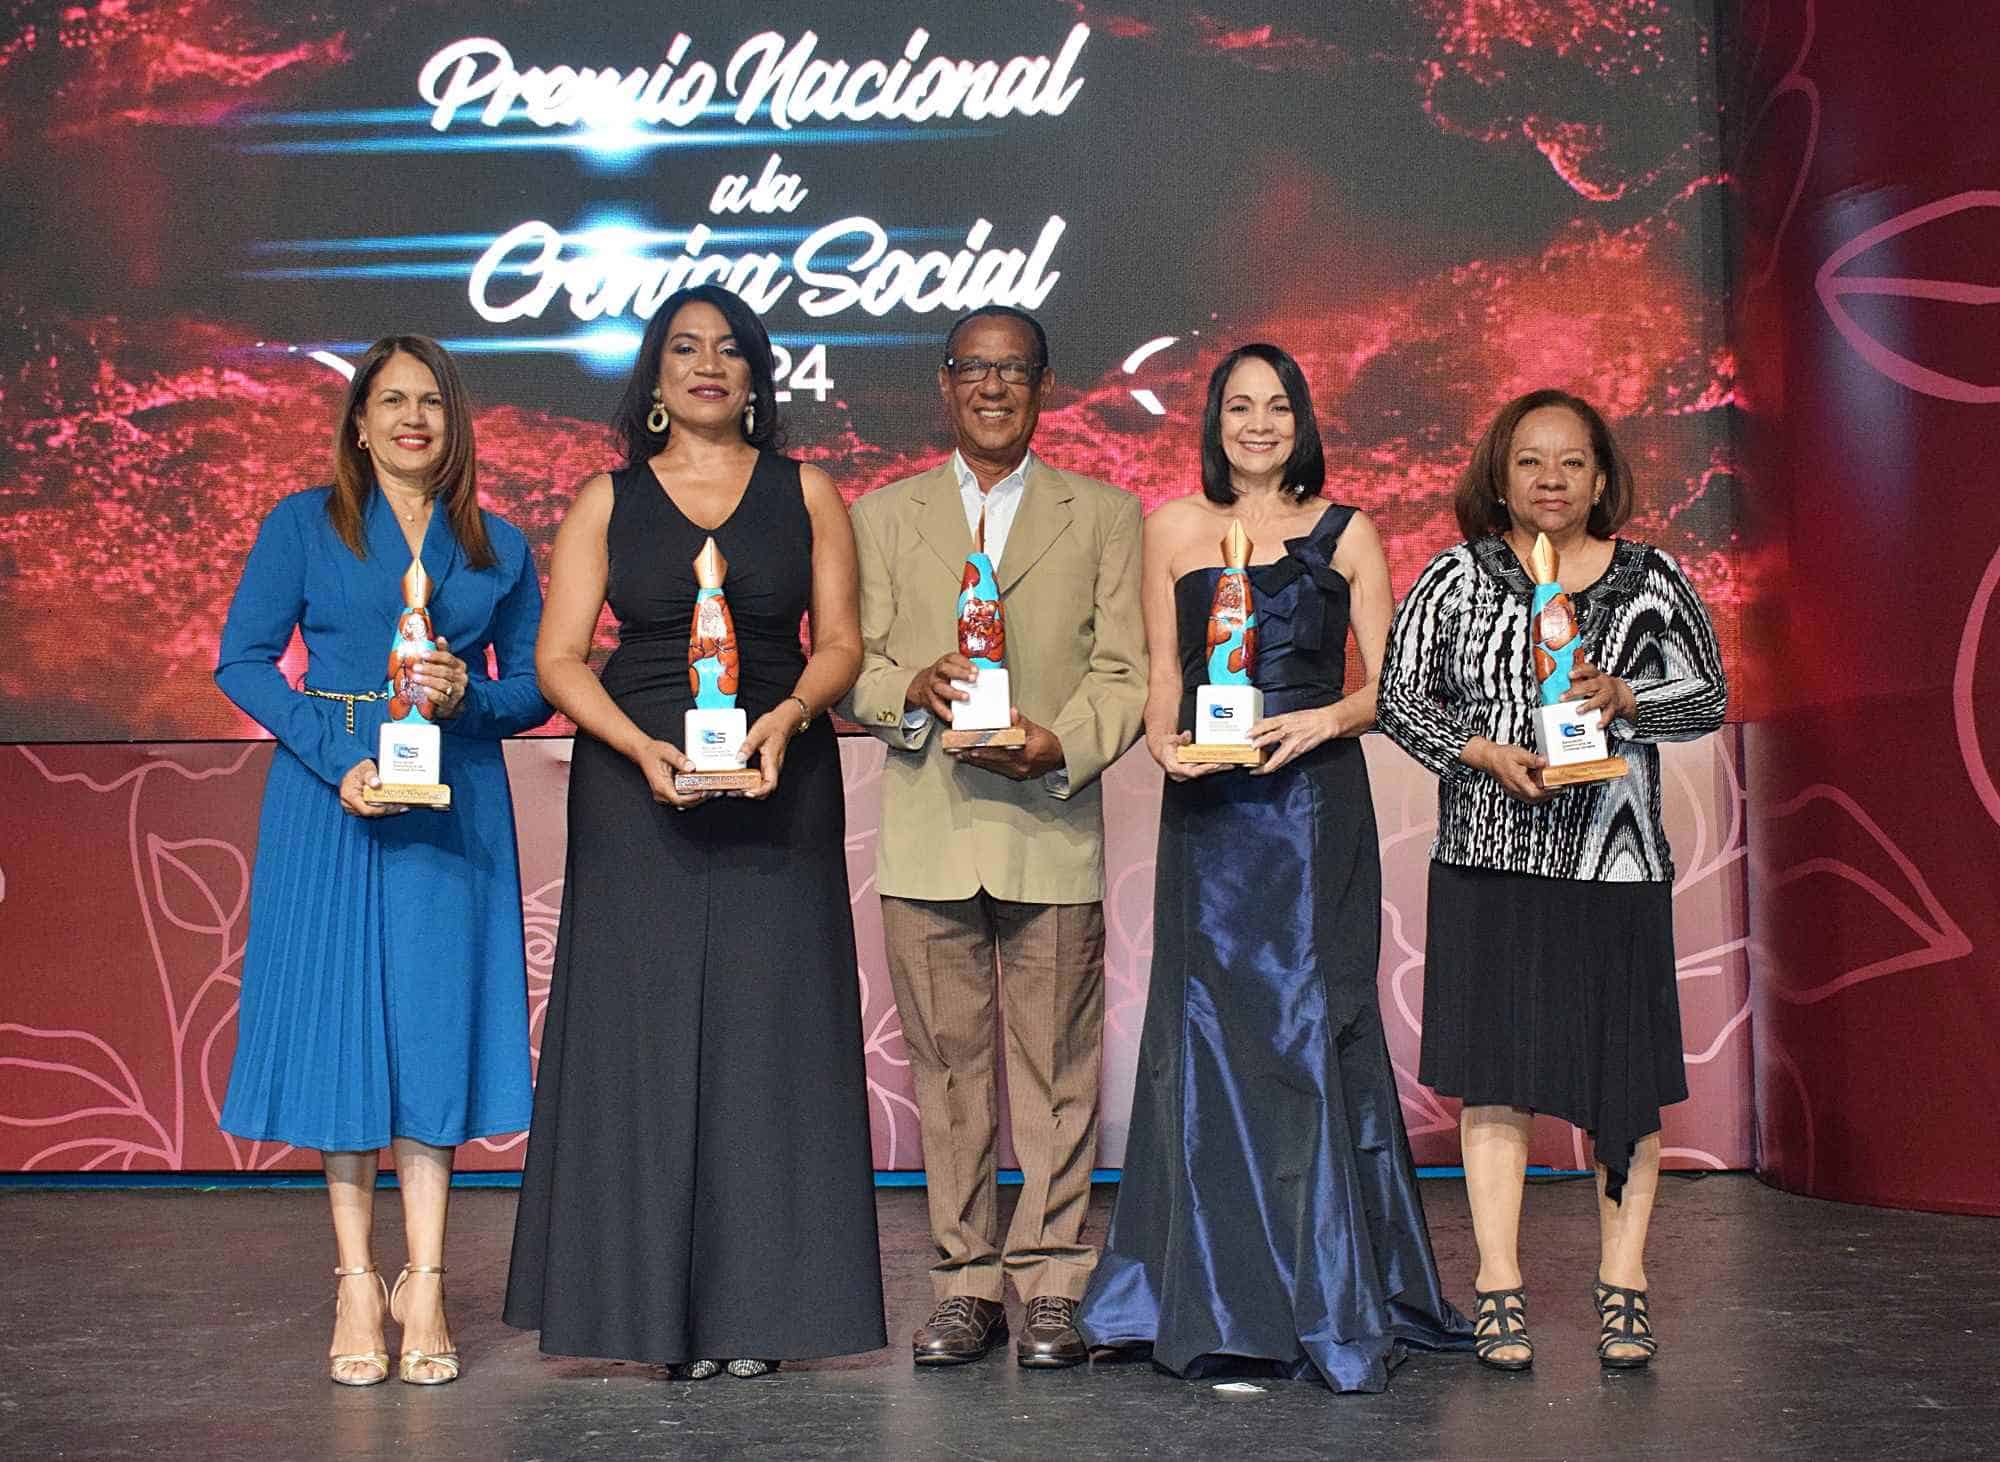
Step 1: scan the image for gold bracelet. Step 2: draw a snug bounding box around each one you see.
[785,694,812,733]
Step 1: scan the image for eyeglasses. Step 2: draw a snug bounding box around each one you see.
[944,356,1044,385]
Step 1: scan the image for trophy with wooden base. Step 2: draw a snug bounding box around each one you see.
[675,537,763,794]
[942,510,1027,751]
[1177,521,1265,767]
[363,556,452,808]
[1529,532,1629,788]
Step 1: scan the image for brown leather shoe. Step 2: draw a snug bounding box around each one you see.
[1016,1295,1086,1369]
[912,1295,1008,1366]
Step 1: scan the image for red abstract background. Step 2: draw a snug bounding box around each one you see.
[0,0,1749,739]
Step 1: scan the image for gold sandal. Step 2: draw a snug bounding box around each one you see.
[328,1264,390,1387]
[390,1264,462,1385]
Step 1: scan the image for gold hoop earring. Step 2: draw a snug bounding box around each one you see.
[743,401,756,437]
[646,391,669,435]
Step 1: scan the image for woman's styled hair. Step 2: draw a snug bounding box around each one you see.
[1453,388,1636,541]
[330,335,494,570]
[613,284,785,468]
[1200,343,1326,505]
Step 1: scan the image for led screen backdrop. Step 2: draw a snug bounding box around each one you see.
[1,2,1761,1179]
[0,0,1743,741]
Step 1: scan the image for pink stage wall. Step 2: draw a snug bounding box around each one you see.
[0,734,1751,1176]
[1732,0,2000,1214]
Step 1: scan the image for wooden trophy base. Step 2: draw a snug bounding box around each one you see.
[362,783,452,809]
[673,767,764,794]
[1539,756,1630,788]
[1174,742,1264,766]
[943,726,1028,750]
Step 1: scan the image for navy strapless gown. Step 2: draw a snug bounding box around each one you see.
[1078,502,1471,1393]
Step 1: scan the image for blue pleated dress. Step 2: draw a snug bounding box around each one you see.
[215,486,549,1151]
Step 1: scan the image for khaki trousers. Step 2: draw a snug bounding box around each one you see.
[880,893,1106,1302]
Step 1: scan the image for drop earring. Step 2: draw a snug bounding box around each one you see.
[743,400,756,437]
[646,390,669,435]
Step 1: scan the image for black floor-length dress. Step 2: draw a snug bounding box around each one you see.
[504,453,885,1363]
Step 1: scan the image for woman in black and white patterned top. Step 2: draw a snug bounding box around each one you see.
[1377,388,1725,1375]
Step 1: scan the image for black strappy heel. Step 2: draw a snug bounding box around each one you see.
[1472,1286,1534,1371]
[1593,1279,1658,1369]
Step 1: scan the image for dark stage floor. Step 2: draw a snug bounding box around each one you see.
[3,1175,1995,1460]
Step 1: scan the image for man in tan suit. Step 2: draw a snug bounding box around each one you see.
[845,306,1145,1368]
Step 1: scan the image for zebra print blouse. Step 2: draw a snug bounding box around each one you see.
[1377,536,1727,882]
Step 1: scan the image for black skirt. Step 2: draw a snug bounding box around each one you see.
[1418,860,1686,1200]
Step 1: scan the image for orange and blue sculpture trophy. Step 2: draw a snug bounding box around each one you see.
[1529,531,1629,787]
[363,556,452,807]
[942,508,1026,749]
[674,536,762,794]
[1178,520,1266,766]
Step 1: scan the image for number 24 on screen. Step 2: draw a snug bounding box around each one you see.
[771,344,832,403]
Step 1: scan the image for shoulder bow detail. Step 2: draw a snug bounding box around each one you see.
[1254,530,1351,653]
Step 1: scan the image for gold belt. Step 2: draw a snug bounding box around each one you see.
[301,685,387,735]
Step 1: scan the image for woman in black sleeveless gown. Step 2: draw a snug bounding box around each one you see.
[1079,344,1469,1392]
[504,286,884,1374]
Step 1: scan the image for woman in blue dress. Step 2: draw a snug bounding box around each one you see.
[215,335,549,1386]
[1078,344,1470,1392]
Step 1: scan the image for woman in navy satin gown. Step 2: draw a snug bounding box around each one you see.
[1078,344,1469,1392]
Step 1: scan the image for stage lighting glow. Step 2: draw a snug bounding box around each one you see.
[576,121,656,165]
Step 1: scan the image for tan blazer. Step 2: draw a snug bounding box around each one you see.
[844,458,1146,904]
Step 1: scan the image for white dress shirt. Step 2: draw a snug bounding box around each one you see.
[953,448,1033,565]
